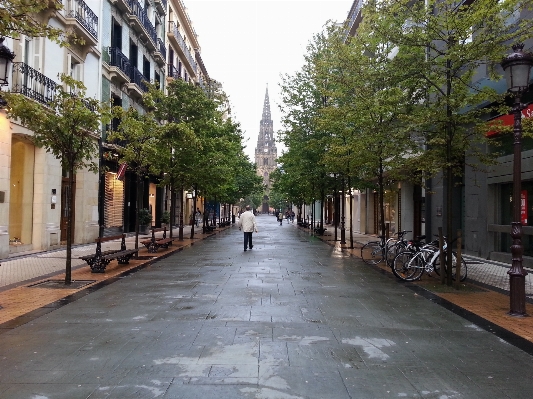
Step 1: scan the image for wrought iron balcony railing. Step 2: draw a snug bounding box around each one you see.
[109,47,132,77]
[130,67,148,92]
[167,65,181,79]
[131,0,157,47]
[168,21,197,73]
[11,62,58,105]
[65,0,98,39]
[158,37,166,59]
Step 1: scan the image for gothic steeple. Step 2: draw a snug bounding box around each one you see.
[255,85,277,213]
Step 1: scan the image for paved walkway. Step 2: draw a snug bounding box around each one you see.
[0,215,531,398]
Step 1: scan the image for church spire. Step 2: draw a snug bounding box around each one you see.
[262,85,271,121]
[255,84,277,213]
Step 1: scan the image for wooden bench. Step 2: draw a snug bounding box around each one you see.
[314,227,327,235]
[141,227,174,253]
[80,234,138,273]
[203,225,216,233]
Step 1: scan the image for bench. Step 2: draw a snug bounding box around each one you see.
[140,227,174,253]
[314,227,327,235]
[80,234,138,273]
[203,225,216,233]
[298,221,310,228]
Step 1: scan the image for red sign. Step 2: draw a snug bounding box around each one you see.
[487,103,533,137]
[522,190,528,225]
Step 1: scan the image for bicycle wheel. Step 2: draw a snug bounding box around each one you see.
[386,241,406,267]
[392,251,424,281]
[361,242,384,265]
[433,252,468,281]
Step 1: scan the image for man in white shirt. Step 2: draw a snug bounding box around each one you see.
[238,205,258,251]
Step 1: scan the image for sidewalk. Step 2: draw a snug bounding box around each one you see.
[298,222,533,346]
[0,224,227,327]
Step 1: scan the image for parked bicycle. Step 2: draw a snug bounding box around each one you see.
[392,235,467,282]
[360,230,411,266]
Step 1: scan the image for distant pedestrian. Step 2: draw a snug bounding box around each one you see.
[238,205,258,251]
[278,211,283,226]
[194,208,202,227]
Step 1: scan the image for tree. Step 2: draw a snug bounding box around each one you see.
[108,105,160,250]
[315,23,422,242]
[363,0,533,284]
[5,75,108,284]
[1,0,73,44]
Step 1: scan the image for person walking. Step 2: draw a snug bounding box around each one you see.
[194,208,202,227]
[238,205,258,251]
[278,211,283,226]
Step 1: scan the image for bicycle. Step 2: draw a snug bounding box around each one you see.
[384,230,411,267]
[360,230,411,265]
[392,236,467,282]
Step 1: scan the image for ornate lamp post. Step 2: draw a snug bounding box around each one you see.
[501,43,533,316]
[0,37,15,107]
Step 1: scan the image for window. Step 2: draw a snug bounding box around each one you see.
[112,18,122,49]
[129,41,138,68]
[69,56,81,80]
[143,56,150,80]
[154,71,160,89]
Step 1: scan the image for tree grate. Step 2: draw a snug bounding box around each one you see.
[28,280,96,289]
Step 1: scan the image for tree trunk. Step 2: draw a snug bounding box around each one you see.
[445,57,453,286]
[64,165,75,285]
[191,185,197,239]
[134,173,141,251]
[170,185,176,239]
[378,157,386,240]
[349,176,354,249]
[179,186,184,240]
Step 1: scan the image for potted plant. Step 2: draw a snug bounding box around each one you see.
[160,210,171,228]
[138,208,152,234]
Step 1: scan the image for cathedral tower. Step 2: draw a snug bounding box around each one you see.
[255,86,277,213]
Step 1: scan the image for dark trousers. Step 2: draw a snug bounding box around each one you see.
[243,232,253,249]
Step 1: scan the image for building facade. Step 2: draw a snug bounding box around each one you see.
[0,0,210,259]
[255,87,277,213]
[0,0,102,259]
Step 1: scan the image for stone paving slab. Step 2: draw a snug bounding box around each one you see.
[0,216,531,398]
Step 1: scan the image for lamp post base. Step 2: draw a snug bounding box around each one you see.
[509,273,528,317]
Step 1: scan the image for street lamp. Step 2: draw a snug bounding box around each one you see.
[501,43,533,316]
[0,37,15,107]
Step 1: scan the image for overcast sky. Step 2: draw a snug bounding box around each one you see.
[184,0,353,161]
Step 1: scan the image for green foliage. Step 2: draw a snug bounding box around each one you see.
[4,74,108,283]
[138,208,152,226]
[5,75,106,174]
[160,210,171,224]
[1,0,77,45]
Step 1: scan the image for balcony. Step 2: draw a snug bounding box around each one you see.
[167,64,185,84]
[105,47,131,84]
[154,0,167,15]
[11,62,58,105]
[109,0,133,15]
[128,0,158,53]
[344,0,363,40]
[153,37,166,66]
[126,67,148,97]
[63,0,98,49]
[167,21,197,77]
